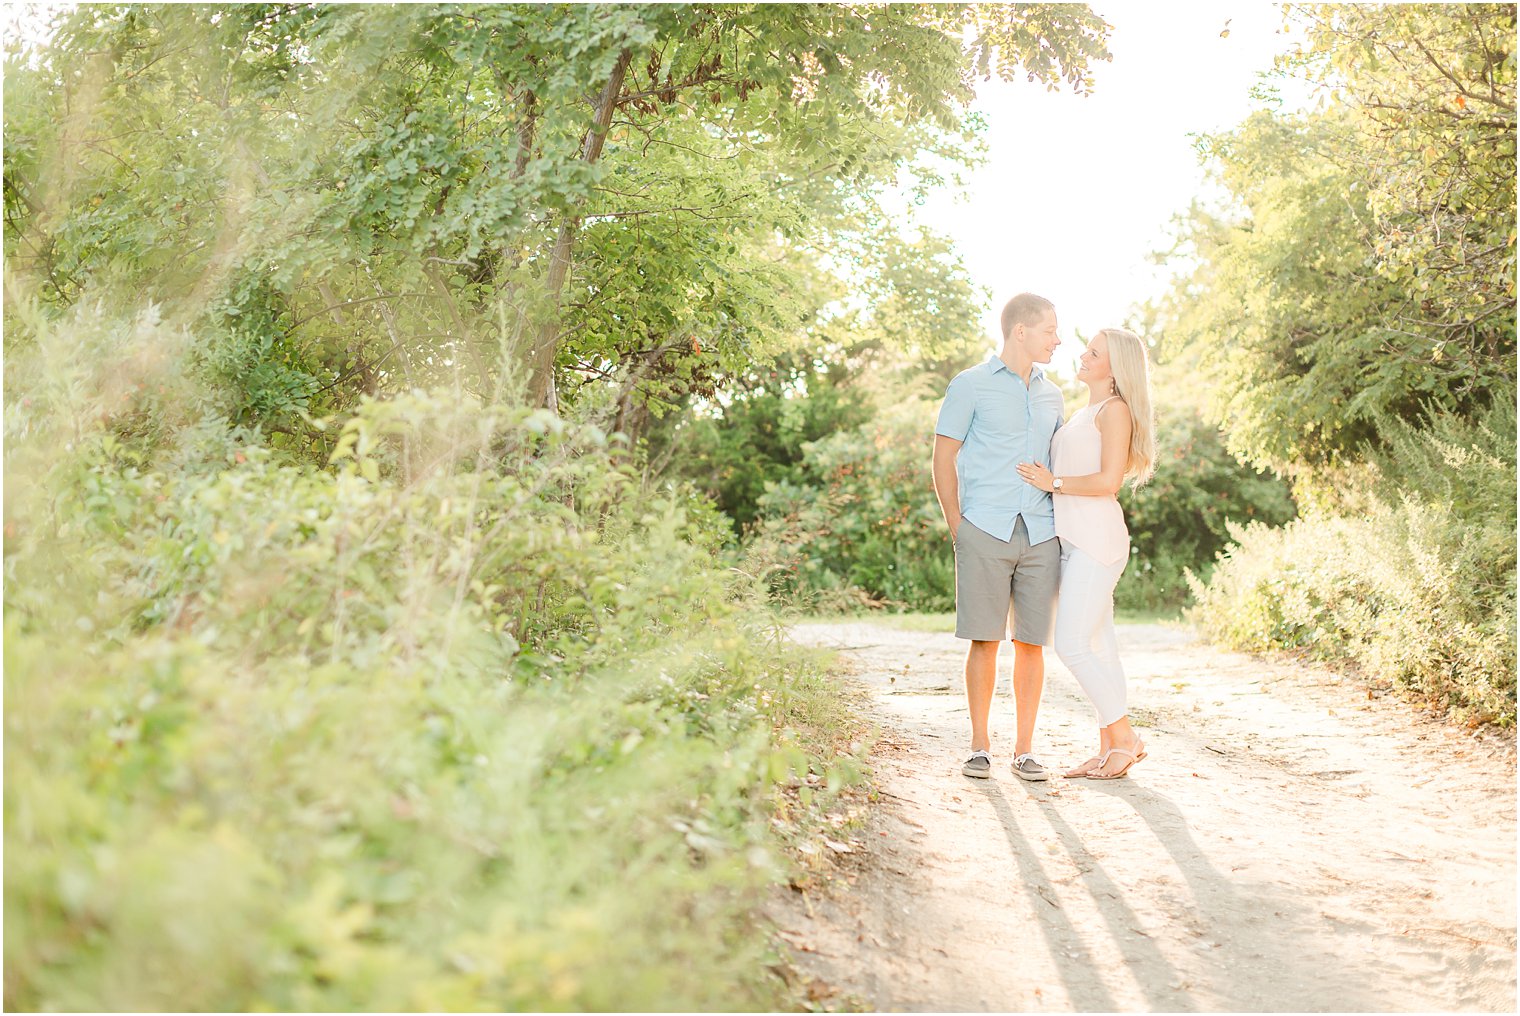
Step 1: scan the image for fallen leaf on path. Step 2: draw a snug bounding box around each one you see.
[823,837,855,855]
[778,929,818,952]
[805,981,836,1001]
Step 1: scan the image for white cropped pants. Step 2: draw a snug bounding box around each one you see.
[1054,543,1129,726]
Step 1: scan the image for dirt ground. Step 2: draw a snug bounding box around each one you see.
[770,620,1517,1013]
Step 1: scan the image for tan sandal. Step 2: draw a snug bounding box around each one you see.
[1086,741,1147,780]
[1063,756,1105,778]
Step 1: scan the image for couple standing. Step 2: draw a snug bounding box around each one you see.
[931,293,1155,782]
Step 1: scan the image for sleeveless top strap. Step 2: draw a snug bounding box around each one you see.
[1090,395,1123,420]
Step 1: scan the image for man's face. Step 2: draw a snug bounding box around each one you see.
[1016,309,1061,364]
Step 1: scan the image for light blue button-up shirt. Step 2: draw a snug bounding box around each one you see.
[935,354,1064,545]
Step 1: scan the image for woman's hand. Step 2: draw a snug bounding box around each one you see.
[1017,461,1055,493]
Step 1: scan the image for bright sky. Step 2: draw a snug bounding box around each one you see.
[927,2,1312,372]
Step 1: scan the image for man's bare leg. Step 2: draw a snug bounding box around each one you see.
[1011,639,1045,757]
[965,640,1000,752]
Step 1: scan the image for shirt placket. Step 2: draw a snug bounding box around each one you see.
[1019,377,1031,529]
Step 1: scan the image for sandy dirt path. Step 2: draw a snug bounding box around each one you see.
[771,620,1516,1013]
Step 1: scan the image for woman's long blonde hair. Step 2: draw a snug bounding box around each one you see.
[1097,327,1156,489]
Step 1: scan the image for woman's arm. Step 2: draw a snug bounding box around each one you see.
[1016,403,1132,496]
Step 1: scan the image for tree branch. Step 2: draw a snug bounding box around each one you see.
[528,46,634,411]
[288,293,436,330]
[1412,36,1516,112]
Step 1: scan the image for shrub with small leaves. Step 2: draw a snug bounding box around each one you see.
[1189,402,1516,727]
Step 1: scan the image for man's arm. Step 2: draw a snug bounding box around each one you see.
[932,434,963,539]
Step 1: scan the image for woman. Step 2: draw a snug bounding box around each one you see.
[1016,327,1155,780]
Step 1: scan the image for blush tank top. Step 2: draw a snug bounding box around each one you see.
[1050,396,1130,566]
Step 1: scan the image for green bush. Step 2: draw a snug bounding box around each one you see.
[4,309,862,1010]
[749,396,955,612]
[745,384,1295,616]
[1188,402,1517,727]
[1116,403,1296,611]
[667,357,875,535]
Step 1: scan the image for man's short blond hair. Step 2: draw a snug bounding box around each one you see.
[1001,293,1055,338]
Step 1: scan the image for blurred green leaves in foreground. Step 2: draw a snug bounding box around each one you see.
[4,301,863,1009]
[2,2,1114,1009]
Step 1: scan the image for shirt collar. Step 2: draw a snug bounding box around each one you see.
[986,353,1044,383]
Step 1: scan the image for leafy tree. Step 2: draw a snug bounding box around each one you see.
[1164,4,1517,725]
[4,3,1112,448]
[1148,3,1515,474]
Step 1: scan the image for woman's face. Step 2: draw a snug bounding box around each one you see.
[1077,332,1113,388]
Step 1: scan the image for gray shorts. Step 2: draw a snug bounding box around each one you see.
[953,517,1060,645]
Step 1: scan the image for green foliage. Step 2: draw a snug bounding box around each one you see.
[735,367,1295,615]
[1150,4,1516,730]
[1116,401,1297,611]
[4,3,1112,438]
[3,6,1124,1007]
[667,356,875,533]
[1151,4,1515,474]
[750,395,955,611]
[1188,401,1517,727]
[1292,4,1516,330]
[3,302,872,1011]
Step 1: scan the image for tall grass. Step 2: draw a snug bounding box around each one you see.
[3,301,863,1010]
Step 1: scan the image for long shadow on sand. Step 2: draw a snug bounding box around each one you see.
[970,777,1381,1012]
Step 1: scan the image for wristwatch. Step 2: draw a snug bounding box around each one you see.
[1052,477,1064,492]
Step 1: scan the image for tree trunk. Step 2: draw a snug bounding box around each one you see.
[527,48,632,411]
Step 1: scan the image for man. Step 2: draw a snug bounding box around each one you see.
[932,293,1064,780]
